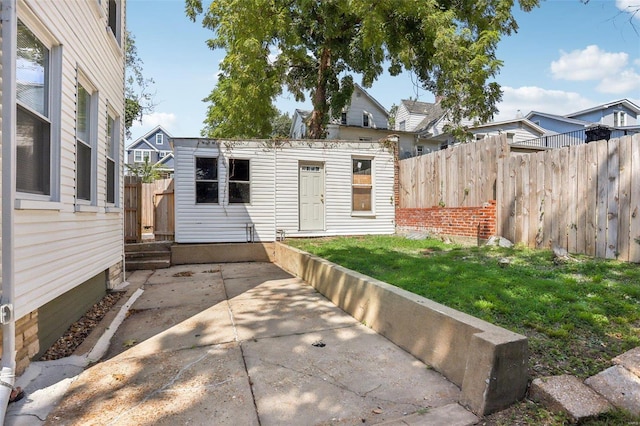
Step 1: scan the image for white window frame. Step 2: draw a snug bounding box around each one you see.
[195,156,218,204]
[107,0,122,45]
[614,111,626,127]
[15,13,62,209]
[133,149,151,163]
[228,158,251,204]
[351,156,374,216]
[106,107,120,206]
[159,150,171,158]
[75,71,98,206]
[416,145,424,156]
[156,133,163,145]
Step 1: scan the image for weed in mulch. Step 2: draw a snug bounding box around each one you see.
[40,291,125,361]
[173,271,194,277]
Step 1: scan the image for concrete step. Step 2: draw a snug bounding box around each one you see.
[125,242,172,253]
[529,375,612,422]
[125,251,171,260]
[376,403,479,426]
[613,347,640,377]
[585,365,640,416]
[126,259,171,271]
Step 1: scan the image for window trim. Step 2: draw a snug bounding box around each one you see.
[133,149,151,163]
[107,0,122,45]
[156,133,163,145]
[106,107,120,206]
[15,14,62,205]
[351,156,374,216]
[362,113,370,128]
[227,158,251,204]
[341,112,347,125]
[75,71,98,205]
[195,156,219,204]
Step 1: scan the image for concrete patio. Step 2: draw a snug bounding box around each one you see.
[23,262,479,425]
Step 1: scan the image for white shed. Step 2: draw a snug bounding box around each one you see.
[173,139,397,243]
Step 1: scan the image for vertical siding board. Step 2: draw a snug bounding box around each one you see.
[595,140,609,258]
[606,139,619,259]
[535,151,545,248]
[585,142,598,256]
[567,146,579,253]
[618,136,631,261]
[575,145,587,254]
[630,134,640,263]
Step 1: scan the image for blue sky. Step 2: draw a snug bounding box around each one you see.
[126,0,640,143]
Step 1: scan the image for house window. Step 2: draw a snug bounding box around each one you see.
[228,159,250,203]
[16,20,51,196]
[352,158,372,213]
[133,149,150,163]
[76,81,96,202]
[156,133,163,145]
[341,112,347,125]
[195,157,218,203]
[108,0,121,44]
[506,132,515,144]
[614,111,626,127]
[363,113,370,128]
[416,145,424,156]
[159,150,171,158]
[399,120,406,131]
[106,113,119,204]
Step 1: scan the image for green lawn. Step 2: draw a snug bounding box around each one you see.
[285,235,640,380]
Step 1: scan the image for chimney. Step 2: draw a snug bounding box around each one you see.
[515,109,523,119]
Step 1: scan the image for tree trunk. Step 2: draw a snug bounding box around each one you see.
[309,47,331,139]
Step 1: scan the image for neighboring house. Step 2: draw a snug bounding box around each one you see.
[173,138,396,243]
[0,0,125,376]
[126,125,174,176]
[290,84,416,158]
[465,118,547,152]
[523,99,640,148]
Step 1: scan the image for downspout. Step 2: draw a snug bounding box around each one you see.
[0,0,18,421]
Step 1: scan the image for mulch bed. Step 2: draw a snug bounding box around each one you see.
[40,291,125,361]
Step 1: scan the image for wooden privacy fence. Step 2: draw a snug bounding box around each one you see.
[399,136,508,208]
[499,134,640,262]
[398,134,640,262]
[124,176,175,243]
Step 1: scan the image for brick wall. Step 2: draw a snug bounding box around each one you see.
[0,311,40,375]
[396,200,497,240]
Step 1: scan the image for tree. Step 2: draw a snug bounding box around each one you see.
[186,0,539,139]
[126,158,162,183]
[271,111,292,138]
[125,31,155,139]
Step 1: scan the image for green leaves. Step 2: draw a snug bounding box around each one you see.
[187,0,540,138]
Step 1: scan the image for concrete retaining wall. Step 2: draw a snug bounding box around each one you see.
[273,242,528,416]
[171,243,275,264]
[170,241,528,415]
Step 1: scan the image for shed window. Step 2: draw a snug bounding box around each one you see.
[228,159,250,203]
[352,158,372,213]
[195,157,218,203]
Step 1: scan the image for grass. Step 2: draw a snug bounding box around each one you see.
[286,235,640,379]
[287,235,640,424]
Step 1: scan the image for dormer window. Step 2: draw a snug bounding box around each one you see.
[156,133,163,145]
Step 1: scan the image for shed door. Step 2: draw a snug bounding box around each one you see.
[299,162,325,231]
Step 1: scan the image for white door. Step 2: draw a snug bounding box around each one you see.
[299,162,325,231]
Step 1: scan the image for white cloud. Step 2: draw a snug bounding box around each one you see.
[597,68,640,94]
[616,0,640,19]
[494,86,593,121]
[132,111,177,130]
[550,45,628,81]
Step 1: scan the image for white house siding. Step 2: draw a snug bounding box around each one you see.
[394,103,425,132]
[345,87,388,129]
[469,124,541,144]
[174,139,395,243]
[7,0,125,319]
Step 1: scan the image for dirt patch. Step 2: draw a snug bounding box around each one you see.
[40,291,125,361]
[173,271,194,277]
